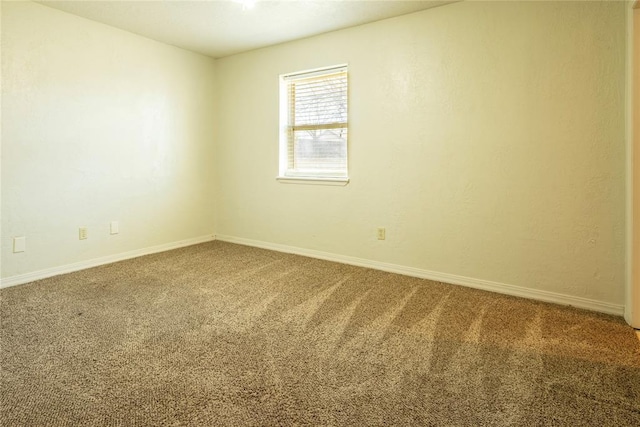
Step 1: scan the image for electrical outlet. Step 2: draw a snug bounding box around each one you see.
[110,221,119,235]
[79,227,88,240]
[377,227,386,240]
[13,236,26,253]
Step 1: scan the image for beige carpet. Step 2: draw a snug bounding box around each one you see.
[1,241,639,426]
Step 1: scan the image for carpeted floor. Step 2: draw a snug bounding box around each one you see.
[1,241,639,426]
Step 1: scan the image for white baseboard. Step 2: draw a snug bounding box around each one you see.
[0,235,216,289]
[215,234,625,317]
[2,233,624,317]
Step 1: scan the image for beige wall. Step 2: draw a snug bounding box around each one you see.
[215,1,627,305]
[1,2,217,278]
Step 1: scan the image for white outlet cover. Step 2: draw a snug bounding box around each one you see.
[110,221,119,234]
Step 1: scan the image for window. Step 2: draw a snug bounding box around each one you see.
[278,65,348,183]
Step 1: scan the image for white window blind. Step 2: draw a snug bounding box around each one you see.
[280,66,348,179]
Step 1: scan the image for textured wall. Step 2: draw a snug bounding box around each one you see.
[1,2,217,278]
[215,1,627,304]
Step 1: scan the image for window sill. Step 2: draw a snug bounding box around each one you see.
[276,176,349,186]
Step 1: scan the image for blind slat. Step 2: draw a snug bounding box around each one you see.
[292,123,347,131]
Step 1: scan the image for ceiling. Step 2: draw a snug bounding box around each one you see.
[37,0,455,58]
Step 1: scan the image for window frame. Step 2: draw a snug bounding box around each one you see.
[277,64,349,185]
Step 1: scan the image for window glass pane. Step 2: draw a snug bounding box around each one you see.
[292,128,347,174]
